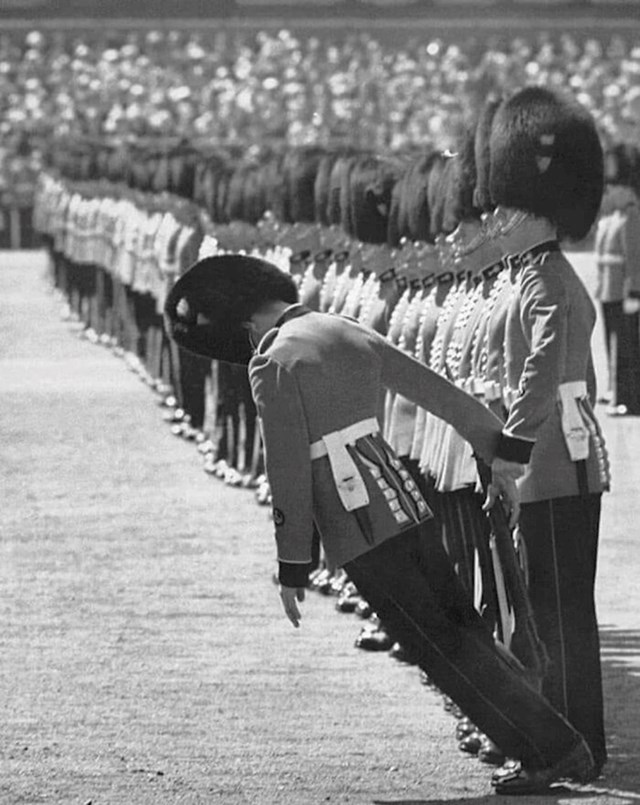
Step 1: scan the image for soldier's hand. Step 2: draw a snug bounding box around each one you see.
[279,585,305,628]
[623,297,640,315]
[484,458,524,528]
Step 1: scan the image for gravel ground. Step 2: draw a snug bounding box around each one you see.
[1,250,640,805]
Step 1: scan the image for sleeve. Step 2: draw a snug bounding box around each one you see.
[249,354,315,588]
[502,266,568,452]
[370,331,527,465]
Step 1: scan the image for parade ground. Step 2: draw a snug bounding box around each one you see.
[2,249,640,805]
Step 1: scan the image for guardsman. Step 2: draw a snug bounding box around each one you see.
[593,175,640,416]
[489,86,610,785]
[408,254,456,499]
[386,243,441,464]
[164,253,596,795]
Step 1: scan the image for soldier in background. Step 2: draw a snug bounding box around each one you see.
[594,144,640,416]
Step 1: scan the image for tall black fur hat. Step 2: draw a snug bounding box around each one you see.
[326,155,356,227]
[283,146,326,223]
[164,255,298,364]
[474,95,502,213]
[439,151,470,235]
[349,155,403,244]
[446,125,481,226]
[489,86,603,240]
[426,152,449,239]
[314,152,339,226]
[398,150,441,243]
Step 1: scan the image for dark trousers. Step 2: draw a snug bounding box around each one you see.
[519,494,606,771]
[602,301,640,413]
[176,347,211,431]
[215,363,258,470]
[344,523,585,770]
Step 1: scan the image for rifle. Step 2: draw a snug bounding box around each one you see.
[476,459,550,691]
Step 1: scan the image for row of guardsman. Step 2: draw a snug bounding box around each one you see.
[32,102,611,766]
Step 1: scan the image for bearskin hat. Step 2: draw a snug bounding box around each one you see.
[259,152,286,223]
[167,140,198,200]
[400,151,441,243]
[426,152,450,239]
[440,151,471,236]
[326,155,356,227]
[192,151,228,217]
[285,146,326,224]
[314,152,339,226]
[489,86,603,241]
[164,255,298,364]
[386,155,418,246]
[446,125,482,227]
[215,167,233,224]
[474,95,503,213]
[348,156,403,244]
[386,171,406,248]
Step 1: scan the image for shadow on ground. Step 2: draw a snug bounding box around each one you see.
[598,626,640,794]
[373,625,640,805]
[375,796,610,805]
[375,794,640,805]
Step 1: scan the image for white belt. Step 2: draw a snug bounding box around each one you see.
[557,381,590,461]
[464,377,489,397]
[483,380,503,401]
[597,254,624,266]
[310,417,379,511]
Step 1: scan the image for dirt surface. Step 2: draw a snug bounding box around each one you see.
[2,250,640,805]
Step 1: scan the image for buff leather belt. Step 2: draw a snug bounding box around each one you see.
[597,254,624,266]
[504,381,590,462]
[557,380,590,462]
[310,417,379,512]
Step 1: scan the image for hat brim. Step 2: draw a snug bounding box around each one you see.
[164,253,297,365]
[165,315,253,365]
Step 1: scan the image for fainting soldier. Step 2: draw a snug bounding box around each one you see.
[164,252,597,794]
[489,86,610,782]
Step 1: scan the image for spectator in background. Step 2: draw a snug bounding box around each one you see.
[1,26,640,243]
[2,28,640,167]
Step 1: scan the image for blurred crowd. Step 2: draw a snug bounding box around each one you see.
[1,26,640,223]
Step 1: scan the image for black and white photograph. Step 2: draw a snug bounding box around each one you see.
[2,0,640,802]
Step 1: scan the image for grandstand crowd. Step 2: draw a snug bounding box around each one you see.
[1,26,640,232]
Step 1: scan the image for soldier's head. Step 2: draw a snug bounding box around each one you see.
[164,255,299,364]
[489,86,604,241]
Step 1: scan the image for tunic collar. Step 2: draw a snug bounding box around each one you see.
[274,303,312,328]
[255,304,312,356]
